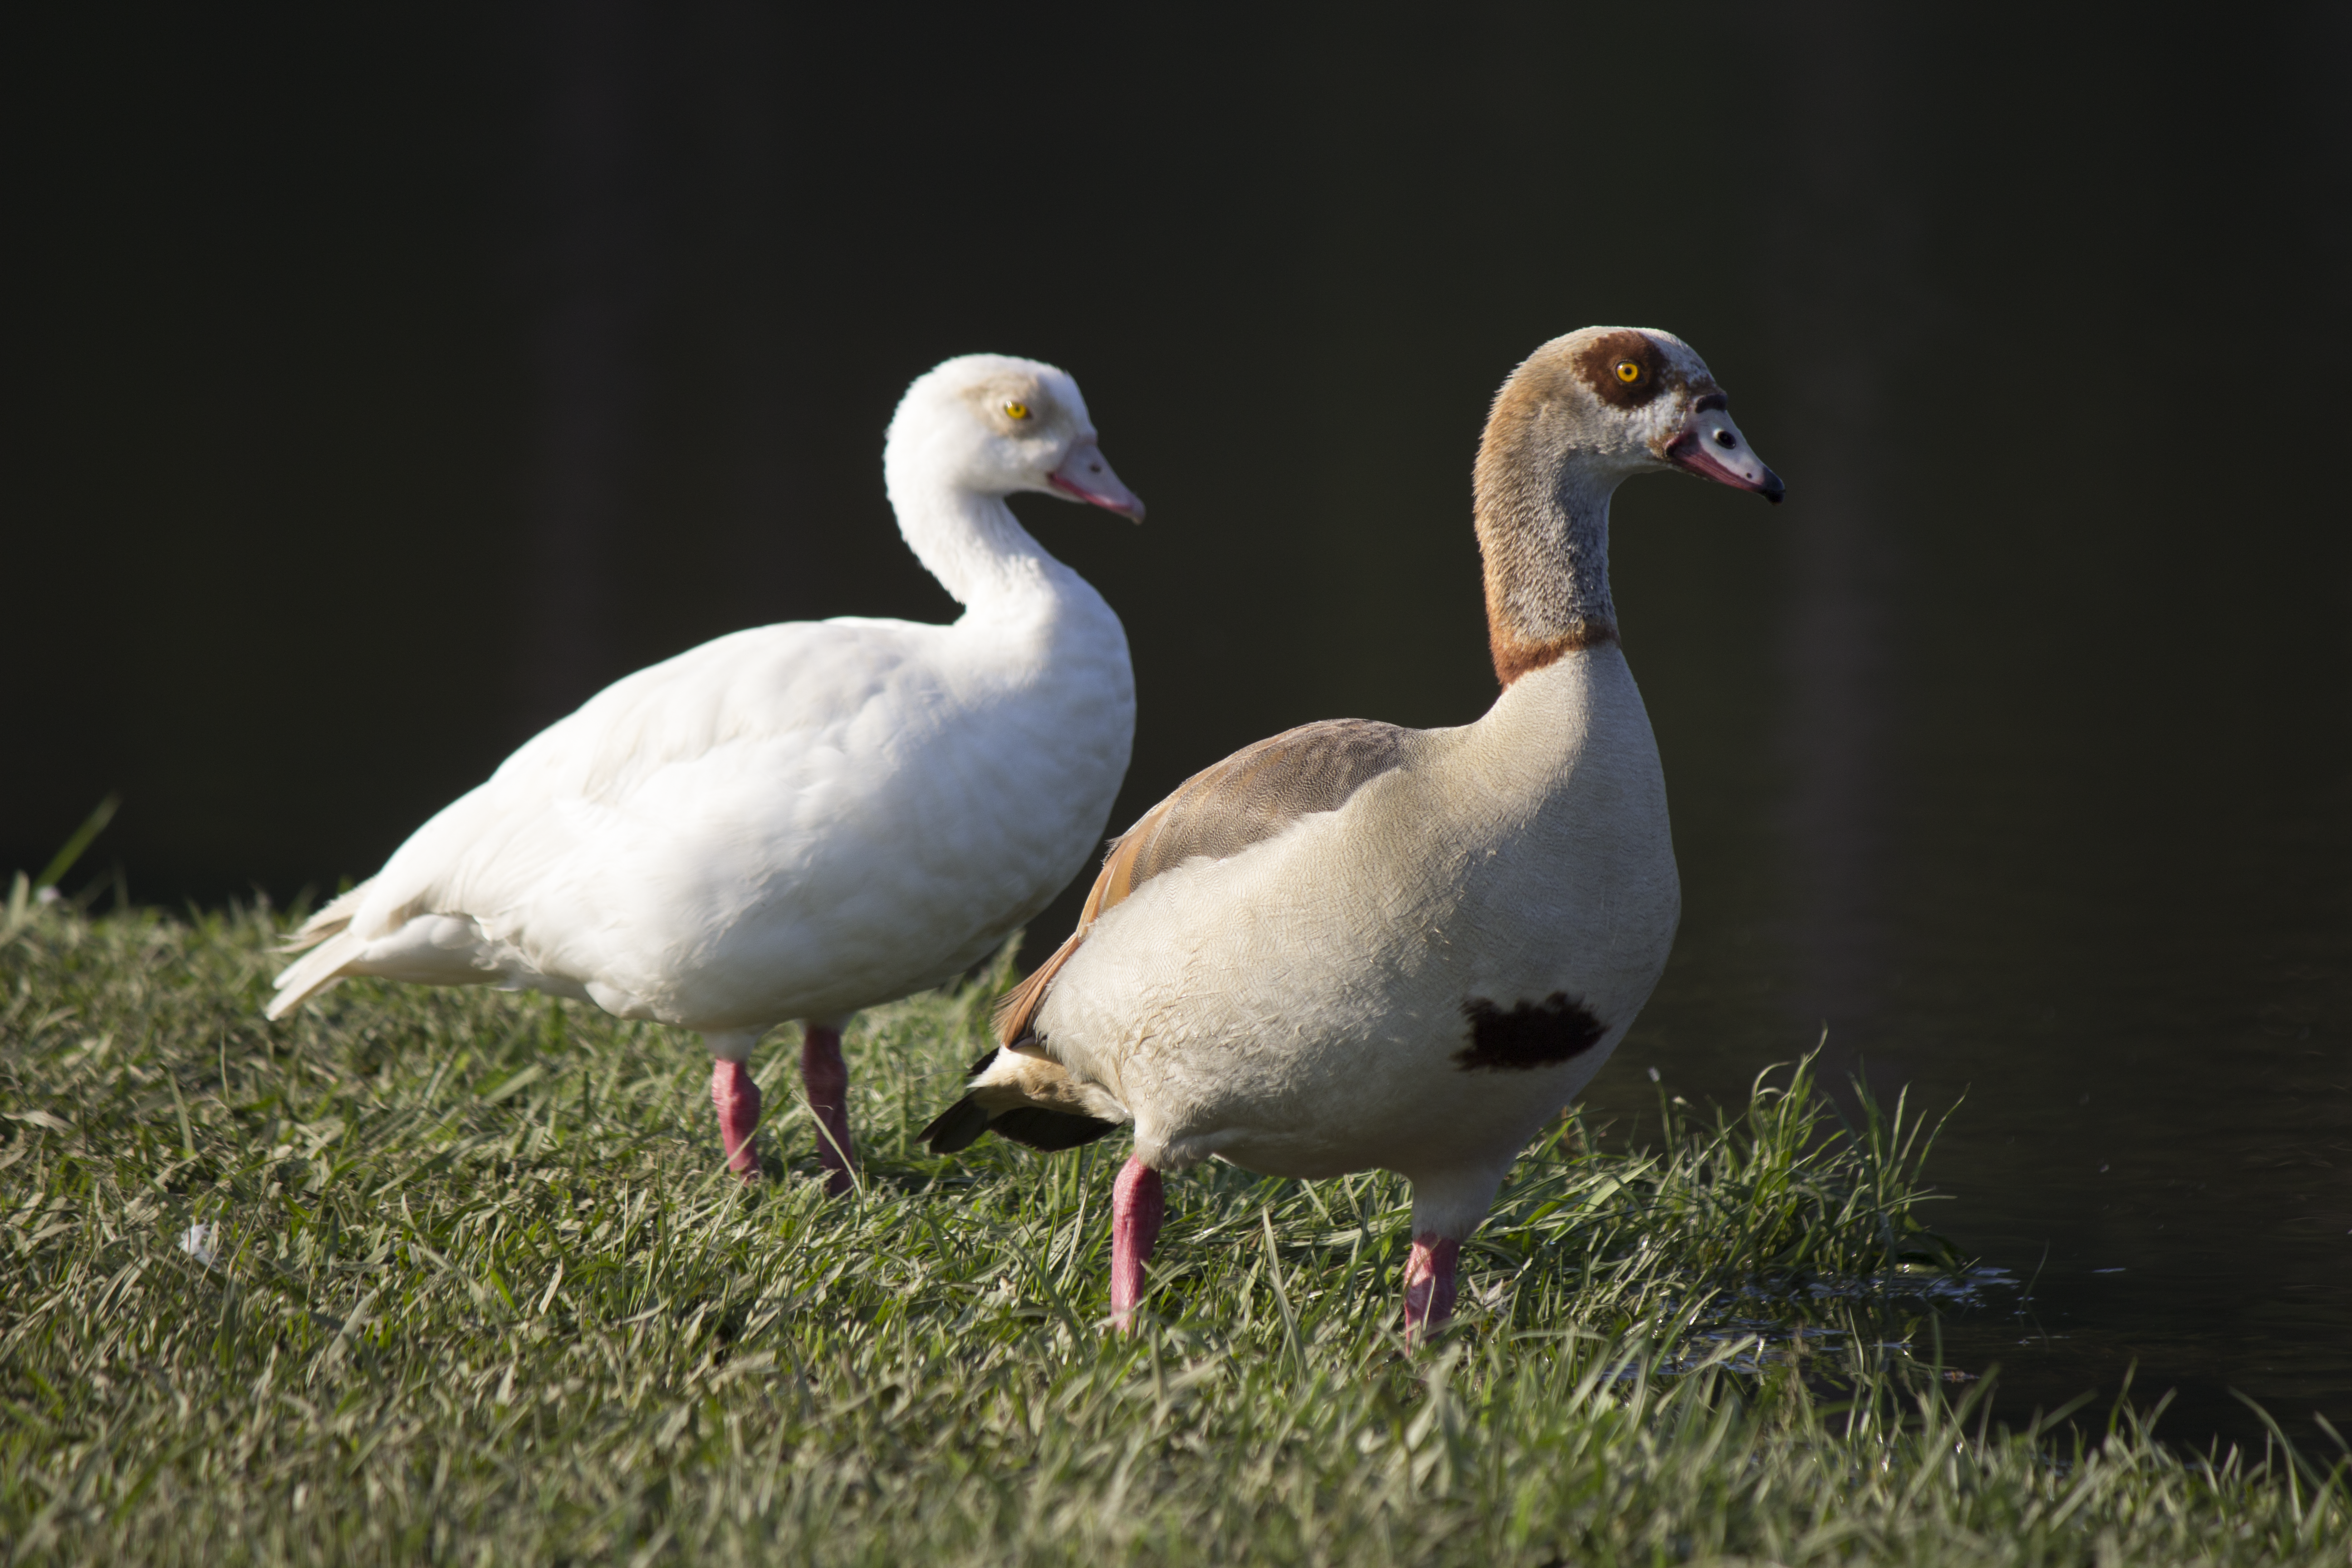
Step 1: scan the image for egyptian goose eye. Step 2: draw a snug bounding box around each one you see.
[1614,361,1642,384]
[1004,401,1031,420]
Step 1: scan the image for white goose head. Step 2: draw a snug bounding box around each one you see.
[888,353,1145,521]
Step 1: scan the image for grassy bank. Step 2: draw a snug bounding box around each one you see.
[2,900,2345,1565]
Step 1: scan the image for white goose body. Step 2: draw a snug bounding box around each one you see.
[328,578,1130,1030]
[927,326,1782,1333]
[270,354,1145,1190]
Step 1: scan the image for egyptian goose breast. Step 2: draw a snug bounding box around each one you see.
[924,327,1781,1334]
[268,354,1145,1195]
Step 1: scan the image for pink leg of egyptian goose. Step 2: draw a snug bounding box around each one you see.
[1110,1156,1163,1327]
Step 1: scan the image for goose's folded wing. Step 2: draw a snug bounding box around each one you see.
[343,620,925,941]
[506,619,916,807]
[925,717,1419,1154]
[991,716,1418,1049]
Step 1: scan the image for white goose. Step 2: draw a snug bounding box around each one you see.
[924,327,1781,1335]
[270,354,1144,1193]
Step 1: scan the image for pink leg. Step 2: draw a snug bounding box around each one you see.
[710,1059,762,1181]
[1110,1156,1164,1331]
[1401,1232,1461,1344]
[801,1024,855,1197]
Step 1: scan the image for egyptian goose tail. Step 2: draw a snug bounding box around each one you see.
[920,1046,1127,1153]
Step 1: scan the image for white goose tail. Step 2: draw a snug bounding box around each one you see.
[265,881,373,1020]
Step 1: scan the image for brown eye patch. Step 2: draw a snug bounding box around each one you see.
[1572,329,1667,409]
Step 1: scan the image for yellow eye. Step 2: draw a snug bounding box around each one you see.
[1004,401,1030,420]
[1614,361,1642,384]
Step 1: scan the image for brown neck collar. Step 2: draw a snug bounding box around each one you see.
[1488,614,1617,686]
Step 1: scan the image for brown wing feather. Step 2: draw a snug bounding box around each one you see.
[992,717,1415,1047]
[990,934,1084,1045]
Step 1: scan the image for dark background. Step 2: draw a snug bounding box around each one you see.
[8,4,2349,1449]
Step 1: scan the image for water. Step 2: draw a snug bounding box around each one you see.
[9,5,2348,1449]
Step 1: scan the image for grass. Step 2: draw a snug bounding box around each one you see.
[2,896,2347,1565]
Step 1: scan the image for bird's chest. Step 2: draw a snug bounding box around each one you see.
[1428,747,1679,1012]
[910,635,1134,857]
[738,622,1136,935]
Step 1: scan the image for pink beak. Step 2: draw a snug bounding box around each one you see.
[1047,439,1147,521]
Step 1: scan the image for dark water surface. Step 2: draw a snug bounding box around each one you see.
[10,7,2350,1448]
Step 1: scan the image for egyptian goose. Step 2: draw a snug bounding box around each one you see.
[923,327,1780,1336]
[269,354,1143,1193]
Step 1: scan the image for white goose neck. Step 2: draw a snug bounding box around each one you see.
[883,456,1062,610]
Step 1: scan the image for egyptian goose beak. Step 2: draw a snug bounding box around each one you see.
[1664,396,1784,502]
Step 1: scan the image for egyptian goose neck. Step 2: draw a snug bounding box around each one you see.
[1474,427,1621,685]
[1471,349,1639,685]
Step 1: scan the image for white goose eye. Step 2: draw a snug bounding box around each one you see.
[1004,401,1031,421]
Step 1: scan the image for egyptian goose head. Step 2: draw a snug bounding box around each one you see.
[1475,326,1781,683]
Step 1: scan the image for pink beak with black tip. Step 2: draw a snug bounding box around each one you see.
[1048,439,1147,521]
[1664,395,1784,503]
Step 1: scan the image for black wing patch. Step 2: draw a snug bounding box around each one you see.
[1454,992,1608,1071]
